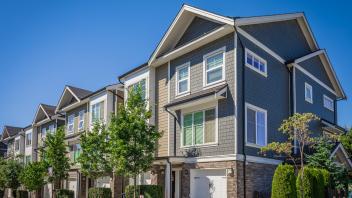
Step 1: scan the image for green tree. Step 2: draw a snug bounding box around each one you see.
[44,127,70,190]
[109,86,161,198]
[0,158,8,190]
[339,128,352,156]
[19,161,47,196]
[3,159,23,196]
[78,122,112,179]
[271,164,297,198]
[261,113,319,198]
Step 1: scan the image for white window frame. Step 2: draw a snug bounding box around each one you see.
[180,103,218,148]
[41,127,47,139]
[305,82,313,104]
[78,110,85,131]
[175,62,190,96]
[49,124,55,133]
[323,95,334,111]
[245,48,267,77]
[26,133,32,146]
[67,114,75,134]
[245,103,267,148]
[15,139,20,151]
[203,47,226,87]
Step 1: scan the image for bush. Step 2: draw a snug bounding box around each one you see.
[271,164,296,198]
[88,187,112,198]
[15,190,28,198]
[311,168,324,198]
[296,167,315,198]
[125,185,163,198]
[56,189,74,198]
[321,169,330,187]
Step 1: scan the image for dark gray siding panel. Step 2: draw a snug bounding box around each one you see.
[299,56,334,89]
[295,69,336,124]
[236,35,290,157]
[169,34,235,157]
[175,17,222,48]
[241,20,311,61]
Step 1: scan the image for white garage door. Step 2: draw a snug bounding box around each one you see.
[190,169,227,198]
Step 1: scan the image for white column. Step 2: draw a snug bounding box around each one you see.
[165,163,171,198]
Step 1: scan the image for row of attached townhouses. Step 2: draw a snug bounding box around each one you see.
[1,4,352,198]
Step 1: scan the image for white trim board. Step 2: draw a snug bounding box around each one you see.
[294,50,324,64]
[330,143,352,168]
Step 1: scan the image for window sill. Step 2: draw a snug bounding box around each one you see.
[203,80,226,90]
[305,99,313,104]
[180,142,218,149]
[245,63,268,77]
[175,91,190,99]
[246,142,266,149]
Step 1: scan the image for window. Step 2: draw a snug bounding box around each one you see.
[26,133,32,146]
[182,108,216,146]
[15,139,19,151]
[49,124,55,133]
[25,155,31,164]
[78,110,85,131]
[245,103,267,147]
[92,102,104,123]
[305,83,313,103]
[176,63,190,95]
[245,48,267,76]
[69,144,81,163]
[323,95,334,111]
[129,79,147,100]
[204,48,225,86]
[41,127,47,139]
[67,114,74,134]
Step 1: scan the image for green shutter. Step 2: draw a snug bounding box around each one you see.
[183,114,193,146]
[194,111,204,145]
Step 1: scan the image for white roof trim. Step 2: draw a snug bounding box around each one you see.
[330,143,352,168]
[32,104,51,125]
[235,13,304,26]
[294,50,324,64]
[148,4,234,65]
[56,86,81,112]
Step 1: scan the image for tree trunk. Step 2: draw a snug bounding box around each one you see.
[133,175,137,198]
[300,146,304,198]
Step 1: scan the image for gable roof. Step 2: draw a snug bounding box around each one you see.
[2,126,22,140]
[330,143,352,169]
[56,85,93,112]
[33,103,57,124]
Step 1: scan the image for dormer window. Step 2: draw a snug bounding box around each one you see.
[204,47,225,86]
[245,48,267,77]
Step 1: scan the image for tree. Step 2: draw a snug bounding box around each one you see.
[109,86,161,198]
[19,161,47,196]
[0,158,8,190]
[271,164,296,198]
[44,127,70,190]
[339,128,352,156]
[2,159,23,197]
[261,113,319,198]
[78,122,112,179]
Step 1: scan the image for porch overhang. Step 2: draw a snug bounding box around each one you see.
[321,119,346,135]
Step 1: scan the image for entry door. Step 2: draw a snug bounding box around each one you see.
[190,169,227,198]
[68,180,77,198]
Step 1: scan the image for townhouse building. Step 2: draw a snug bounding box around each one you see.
[1,126,23,160]
[118,5,351,198]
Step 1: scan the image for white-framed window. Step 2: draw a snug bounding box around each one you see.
[245,103,267,147]
[92,101,104,123]
[176,62,190,96]
[15,139,20,151]
[203,47,226,86]
[25,155,31,164]
[26,133,32,146]
[49,124,55,133]
[323,95,334,111]
[305,83,313,103]
[41,127,47,139]
[245,48,267,77]
[67,114,74,134]
[181,107,217,147]
[128,79,147,100]
[78,110,85,131]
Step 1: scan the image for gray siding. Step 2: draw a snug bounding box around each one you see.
[175,17,221,48]
[169,33,235,157]
[241,20,311,61]
[66,104,89,135]
[236,35,290,157]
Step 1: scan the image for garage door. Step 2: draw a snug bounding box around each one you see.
[190,169,227,198]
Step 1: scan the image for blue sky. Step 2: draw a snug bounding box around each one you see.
[0,0,351,129]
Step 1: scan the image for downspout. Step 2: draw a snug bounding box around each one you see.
[233,19,247,198]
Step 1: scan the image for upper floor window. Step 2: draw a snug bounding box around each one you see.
[245,103,267,147]
[26,133,32,146]
[41,127,47,139]
[129,79,146,100]
[69,144,81,163]
[176,63,190,96]
[15,139,20,151]
[323,95,334,111]
[182,107,217,147]
[92,102,104,123]
[204,48,225,86]
[67,114,74,134]
[305,83,313,104]
[49,124,55,133]
[245,48,267,77]
[78,110,85,131]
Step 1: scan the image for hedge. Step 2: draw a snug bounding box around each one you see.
[15,190,28,198]
[296,167,315,198]
[56,189,74,198]
[311,168,325,198]
[296,167,328,198]
[125,185,163,198]
[271,164,297,198]
[88,187,112,198]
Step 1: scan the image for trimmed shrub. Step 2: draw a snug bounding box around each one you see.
[88,187,112,198]
[125,185,163,198]
[320,169,330,187]
[15,190,28,198]
[311,168,324,198]
[56,189,74,198]
[271,164,296,198]
[296,167,315,198]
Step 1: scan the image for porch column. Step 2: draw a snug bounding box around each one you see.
[165,162,171,198]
